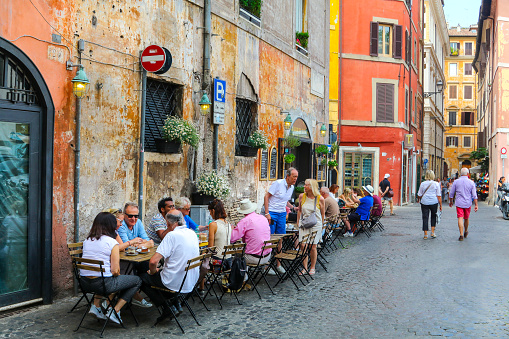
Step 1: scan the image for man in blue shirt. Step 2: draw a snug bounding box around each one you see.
[118,202,154,248]
[174,197,207,232]
[343,185,374,237]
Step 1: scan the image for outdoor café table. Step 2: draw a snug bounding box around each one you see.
[119,246,158,275]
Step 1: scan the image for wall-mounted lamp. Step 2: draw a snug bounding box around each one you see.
[71,67,90,98]
[199,90,211,115]
[284,114,292,130]
[424,80,444,98]
[320,124,327,137]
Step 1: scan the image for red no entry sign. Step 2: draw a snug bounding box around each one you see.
[141,45,172,74]
[501,147,507,155]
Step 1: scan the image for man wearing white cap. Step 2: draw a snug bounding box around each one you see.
[231,199,272,265]
[379,173,394,215]
[343,185,374,237]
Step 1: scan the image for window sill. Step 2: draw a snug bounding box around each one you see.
[144,151,183,163]
[239,8,261,27]
[296,44,309,56]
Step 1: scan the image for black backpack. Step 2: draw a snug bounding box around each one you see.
[226,254,247,290]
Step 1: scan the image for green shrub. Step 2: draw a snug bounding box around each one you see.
[284,135,301,148]
[296,31,309,49]
[284,153,296,163]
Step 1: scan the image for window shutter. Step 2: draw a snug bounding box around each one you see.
[370,22,379,56]
[376,83,385,121]
[461,112,466,125]
[405,30,409,63]
[386,84,394,122]
[393,25,402,59]
[470,112,474,125]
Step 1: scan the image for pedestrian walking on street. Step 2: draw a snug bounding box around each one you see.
[449,167,478,241]
[417,170,442,239]
[379,173,394,215]
[441,177,448,202]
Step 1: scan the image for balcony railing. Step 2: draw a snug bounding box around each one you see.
[239,7,261,27]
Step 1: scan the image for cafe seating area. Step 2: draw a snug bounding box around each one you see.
[67,205,385,337]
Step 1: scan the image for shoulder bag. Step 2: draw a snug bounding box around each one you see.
[300,196,318,229]
[417,182,433,203]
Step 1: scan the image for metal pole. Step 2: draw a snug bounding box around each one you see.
[503,158,505,178]
[138,68,147,219]
[73,39,84,243]
[203,0,216,169]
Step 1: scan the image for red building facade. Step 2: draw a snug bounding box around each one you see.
[334,0,424,204]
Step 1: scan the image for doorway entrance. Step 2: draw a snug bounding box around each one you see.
[0,38,54,307]
[294,140,312,188]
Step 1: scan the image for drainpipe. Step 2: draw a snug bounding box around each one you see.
[202,0,217,169]
[74,39,84,243]
[138,68,147,219]
[337,0,343,148]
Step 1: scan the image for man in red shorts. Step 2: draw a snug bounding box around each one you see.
[449,167,478,241]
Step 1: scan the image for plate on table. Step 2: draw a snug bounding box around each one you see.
[125,252,138,256]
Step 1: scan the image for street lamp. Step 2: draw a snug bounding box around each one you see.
[71,67,89,98]
[320,124,327,137]
[424,80,444,98]
[199,91,211,115]
[284,114,292,130]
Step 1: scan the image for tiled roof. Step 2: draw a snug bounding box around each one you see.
[449,27,477,37]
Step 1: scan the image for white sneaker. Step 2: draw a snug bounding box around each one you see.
[494,205,499,208]
[276,266,286,275]
[102,300,110,311]
[343,232,353,237]
[106,309,122,325]
[89,305,106,320]
[267,268,277,276]
[132,298,153,308]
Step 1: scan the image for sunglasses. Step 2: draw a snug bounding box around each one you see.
[126,214,139,219]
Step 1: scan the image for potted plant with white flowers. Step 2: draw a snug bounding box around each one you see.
[239,130,268,157]
[192,171,231,205]
[155,115,199,153]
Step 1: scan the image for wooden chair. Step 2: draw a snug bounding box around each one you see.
[72,257,137,337]
[241,240,279,297]
[151,252,212,333]
[67,242,88,313]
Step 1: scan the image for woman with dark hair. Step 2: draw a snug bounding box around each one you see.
[329,184,339,200]
[80,212,142,324]
[207,199,231,258]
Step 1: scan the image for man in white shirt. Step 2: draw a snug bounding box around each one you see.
[264,167,298,234]
[138,209,199,323]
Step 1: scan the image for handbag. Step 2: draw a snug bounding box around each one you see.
[387,188,394,198]
[417,182,433,203]
[300,196,318,229]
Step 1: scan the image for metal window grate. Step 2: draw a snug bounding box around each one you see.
[144,79,183,152]
[0,54,39,105]
[235,98,256,155]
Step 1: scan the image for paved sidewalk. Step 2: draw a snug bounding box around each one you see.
[1,202,508,338]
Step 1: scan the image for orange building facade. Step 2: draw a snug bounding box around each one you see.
[331,0,424,204]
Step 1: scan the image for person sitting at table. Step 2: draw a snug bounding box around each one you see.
[320,187,340,218]
[342,185,374,237]
[80,212,142,324]
[137,209,200,322]
[338,188,356,208]
[329,184,340,201]
[117,202,154,249]
[175,197,208,232]
[103,207,153,308]
[231,199,272,265]
[147,197,175,244]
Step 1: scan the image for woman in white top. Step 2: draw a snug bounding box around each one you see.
[80,212,142,324]
[207,199,231,259]
[417,170,442,239]
[296,179,325,275]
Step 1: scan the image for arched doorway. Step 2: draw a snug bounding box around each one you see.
[290,118,312,188]
[0,38,54,307]
[461,159,472,169]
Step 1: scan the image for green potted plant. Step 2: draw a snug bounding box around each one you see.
[240,130,268,157]
[330,141,339,154]
[328,160,338,168]
[320,158,328,166]
[284,135,301,149]
[284,153,296,164]
[314,144,329,155]
[296,31,309,49]
[192,171,231,204]
[157,116,199,153]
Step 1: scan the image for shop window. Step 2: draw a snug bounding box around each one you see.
[235,98,257,156]
[375,83,395,122]
[144,79,183,152]
[448,111,457,125]
[343,152,373,189]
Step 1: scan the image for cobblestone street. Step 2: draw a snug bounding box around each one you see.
[1,202,508,338]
